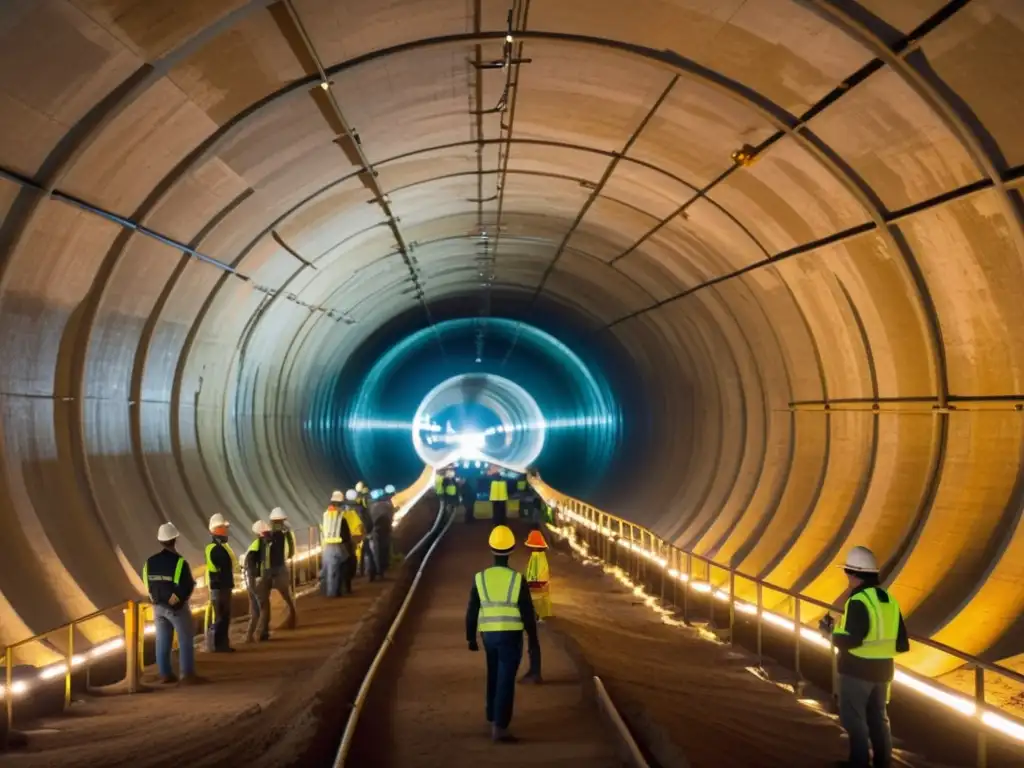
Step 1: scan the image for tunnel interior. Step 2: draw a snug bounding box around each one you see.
[1,0,1024,682]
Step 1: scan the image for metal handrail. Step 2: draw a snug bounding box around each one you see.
[531,477,1024,764]
[333,505,454,766]
[594,676,650,768]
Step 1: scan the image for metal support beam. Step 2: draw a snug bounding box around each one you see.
[530,75,679,301]
[601,160,1024,331]
[479,0,533,362]
[281,0,444,355]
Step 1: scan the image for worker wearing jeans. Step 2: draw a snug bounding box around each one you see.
[154,604,196,680]
[466,525,539,742]
[143,522,199,684]
[821,546,909,768]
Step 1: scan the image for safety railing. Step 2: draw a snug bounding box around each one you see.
[1,468,436,745]
[531,478,1024,766]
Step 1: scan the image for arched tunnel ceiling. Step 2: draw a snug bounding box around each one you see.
[2,0,1024,679]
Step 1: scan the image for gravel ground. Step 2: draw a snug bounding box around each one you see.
[346,520,621,767]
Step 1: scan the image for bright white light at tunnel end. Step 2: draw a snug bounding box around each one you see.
[412,373,545,469]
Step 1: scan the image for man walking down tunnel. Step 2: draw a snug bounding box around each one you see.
[466,525,540,743]
[488,469,509,526]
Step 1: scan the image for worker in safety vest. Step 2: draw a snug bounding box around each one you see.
[488,470,509,525]
[142,523,199,684]
[341,489,365,586]
[517,528,551,685]
[466,525,539,743]
[353,487,377,580]
[820,547,909,768]
[322,491,353,597]
[369,488,395,575]
[244,520,272,643]
[256,507,298,637]
[442,470,459,513]
[204,513,237,653]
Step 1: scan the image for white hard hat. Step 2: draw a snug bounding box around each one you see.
[331,490,344,502]
[844,546,879,574]
[269,507,288,521]
[384,484,396,494]
[355,481,367,493]
[208,513,229,530]
[251,520,269,535]
[346,489,358,502]
[157,522,179,542]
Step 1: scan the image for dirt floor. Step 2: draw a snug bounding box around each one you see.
[543,541,858,768]
[1,503,439,768]
[346,520,622,767]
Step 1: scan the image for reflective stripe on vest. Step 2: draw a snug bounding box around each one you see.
[142,556,185,585]
[204,541,237,573]
[475,567,524,632]
[836,588,902,659]
[489,480,508,502]
[322,508,345,544]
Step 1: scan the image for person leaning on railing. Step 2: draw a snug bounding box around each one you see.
[142,523,202,685]
[819,547,910,768]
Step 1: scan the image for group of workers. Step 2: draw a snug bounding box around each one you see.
[320,483,397,597]
[140,479,397,684]
[435,464,542,524]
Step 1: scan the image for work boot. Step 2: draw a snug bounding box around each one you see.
[177,674,207,686]
[491,725,519,743]
[157,673,178,684]
[518,672,542,685]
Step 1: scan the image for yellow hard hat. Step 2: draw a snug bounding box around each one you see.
[488,525,516,554]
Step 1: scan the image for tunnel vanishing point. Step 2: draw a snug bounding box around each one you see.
[1,0,1024,683]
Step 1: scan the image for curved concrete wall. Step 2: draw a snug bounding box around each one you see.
[1,1,1023,676]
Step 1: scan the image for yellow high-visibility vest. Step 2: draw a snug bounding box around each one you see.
[489,480,508,502]
[475,566,524,632]
[322,508,345,544]
[526,551,549,585]
[342,507,364,537]
[204,541,237,573]
[836,587,902,659]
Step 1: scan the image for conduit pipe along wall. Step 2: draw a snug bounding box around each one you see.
[0,0,1023,683]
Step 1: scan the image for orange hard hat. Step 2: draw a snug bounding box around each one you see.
[525,530,548,549]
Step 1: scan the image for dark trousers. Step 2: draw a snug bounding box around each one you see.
[206,588,232,651]
[482,631,523,729]
[839,675,892,768]
[492,500,507,525]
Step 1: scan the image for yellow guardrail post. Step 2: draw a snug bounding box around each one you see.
[125,601,139,693]
[976,666,987,768]
[64,624,73,710]
[5,645,13,745]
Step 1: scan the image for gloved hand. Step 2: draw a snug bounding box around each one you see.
[468,640,479,652]
[818,614,835,636]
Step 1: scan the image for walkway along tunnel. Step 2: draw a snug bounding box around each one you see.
[2,0,1024,759]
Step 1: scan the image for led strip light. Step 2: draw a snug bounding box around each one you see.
[549,504,1024,745]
